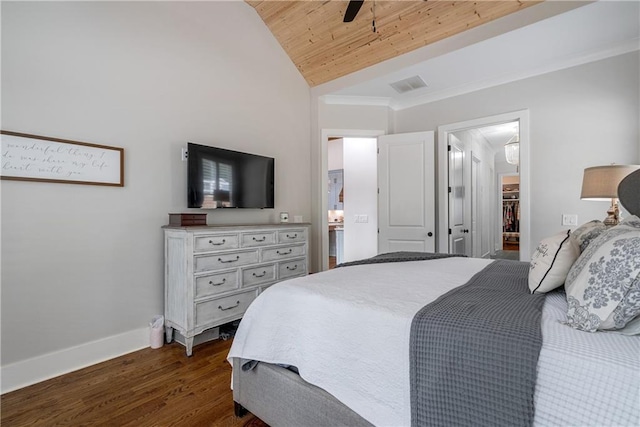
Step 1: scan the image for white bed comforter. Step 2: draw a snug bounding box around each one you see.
[227,258,640,427]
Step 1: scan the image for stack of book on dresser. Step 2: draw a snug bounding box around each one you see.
[169,213,207,226]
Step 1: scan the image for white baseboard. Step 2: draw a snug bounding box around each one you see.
[1,327,149,394]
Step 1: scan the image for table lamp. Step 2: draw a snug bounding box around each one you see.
[581,164,640,226]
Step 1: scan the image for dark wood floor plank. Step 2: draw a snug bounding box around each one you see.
[1,339,267,427]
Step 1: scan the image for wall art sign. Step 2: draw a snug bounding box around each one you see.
[1,131,124,187]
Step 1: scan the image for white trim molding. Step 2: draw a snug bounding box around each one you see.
[1,327,149,394]
[321,95,391,108]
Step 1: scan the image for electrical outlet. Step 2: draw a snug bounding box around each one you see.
[181,148,188,161]
[562,214,578,226]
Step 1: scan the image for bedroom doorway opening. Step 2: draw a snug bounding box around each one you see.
[437,110,529,261]
[324,134,380,270]
[446,120,521,259]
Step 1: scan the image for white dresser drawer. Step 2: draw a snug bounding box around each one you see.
[277,229,307,244]
[194,234,239,252]
[195,290,256,327]
[242,264,277,287]
[194,249,259,272]
[195,270,239,298]
[241,231,276,247]
[262,244,305,262]
[164,224,309,356]
[279,259,306,279]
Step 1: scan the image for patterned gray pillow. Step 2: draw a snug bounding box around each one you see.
[571,220,607,252]
[564,215,640,333]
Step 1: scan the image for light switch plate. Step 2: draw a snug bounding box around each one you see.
[562,214,578,226]
[354,214,369,223]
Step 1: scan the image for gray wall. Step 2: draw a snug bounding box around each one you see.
[394,52,640,255]
[1,2,311,365]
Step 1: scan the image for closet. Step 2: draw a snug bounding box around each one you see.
[502,180,519,251]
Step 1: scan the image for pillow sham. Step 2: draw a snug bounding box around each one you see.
[621,215,640,228]
[529,230,580,294]
[571,220,607,252]
[564,215,640,333]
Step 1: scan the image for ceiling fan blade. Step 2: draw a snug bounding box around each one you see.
[343,0,365,23]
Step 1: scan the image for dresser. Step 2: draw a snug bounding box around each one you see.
[163,223,309,355]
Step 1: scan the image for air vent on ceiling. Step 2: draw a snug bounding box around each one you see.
[389,75,427,94]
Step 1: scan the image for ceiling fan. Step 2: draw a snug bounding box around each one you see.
[343,0,365,23]
[344,0,377,33]
[343,0,427,29]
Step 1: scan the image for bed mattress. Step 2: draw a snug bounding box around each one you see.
[228,257,640,426]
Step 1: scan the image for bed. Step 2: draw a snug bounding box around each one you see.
[227,173,640,427]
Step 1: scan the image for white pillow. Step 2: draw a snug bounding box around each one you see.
[528,230,580,294]
[564,215,640,332]
[570,220,607,252]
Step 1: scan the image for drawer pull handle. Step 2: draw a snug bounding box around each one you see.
[277,249,292,255]
[218,301,240,311]
[219,256,240,263]
[286,234,298,239]
[252,237,266,242]
[209,239,226,246]
[286,265,298,271]
[209,278,226,286]
[252,271,267,278]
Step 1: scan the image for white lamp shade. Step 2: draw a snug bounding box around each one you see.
[504,140,519,165]
[581,165,640,200]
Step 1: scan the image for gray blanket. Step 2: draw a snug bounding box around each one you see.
[335,251,465,268]
[410,260,545,427]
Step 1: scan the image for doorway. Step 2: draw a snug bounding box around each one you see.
[324,135,379,269]
[320,129,384,272]
[437,110,529,261]
[446,128,496,259]
[327,137,344,269]
[320,130,433,271]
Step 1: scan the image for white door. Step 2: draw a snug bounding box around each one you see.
[448,134,471,256]
[378,131,435,253]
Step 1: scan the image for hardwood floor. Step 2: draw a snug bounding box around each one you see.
[329,255,337,269]
[1,339,268,427]
[503,241,519,251]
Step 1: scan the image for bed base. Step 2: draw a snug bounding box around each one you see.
[232,358,372,427]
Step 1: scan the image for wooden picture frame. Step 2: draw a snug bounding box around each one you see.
[1,131,124,187]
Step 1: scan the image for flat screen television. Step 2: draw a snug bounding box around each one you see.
[187,143,274,209]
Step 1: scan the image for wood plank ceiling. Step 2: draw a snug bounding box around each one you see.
[247,1,541,87]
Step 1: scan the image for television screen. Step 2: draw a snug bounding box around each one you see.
[187,143,274,209]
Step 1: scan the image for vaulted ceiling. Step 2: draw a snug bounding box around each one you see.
[246,1,541,86]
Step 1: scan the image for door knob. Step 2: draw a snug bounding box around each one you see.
[463,229,469,233]
[427,232,433,237]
